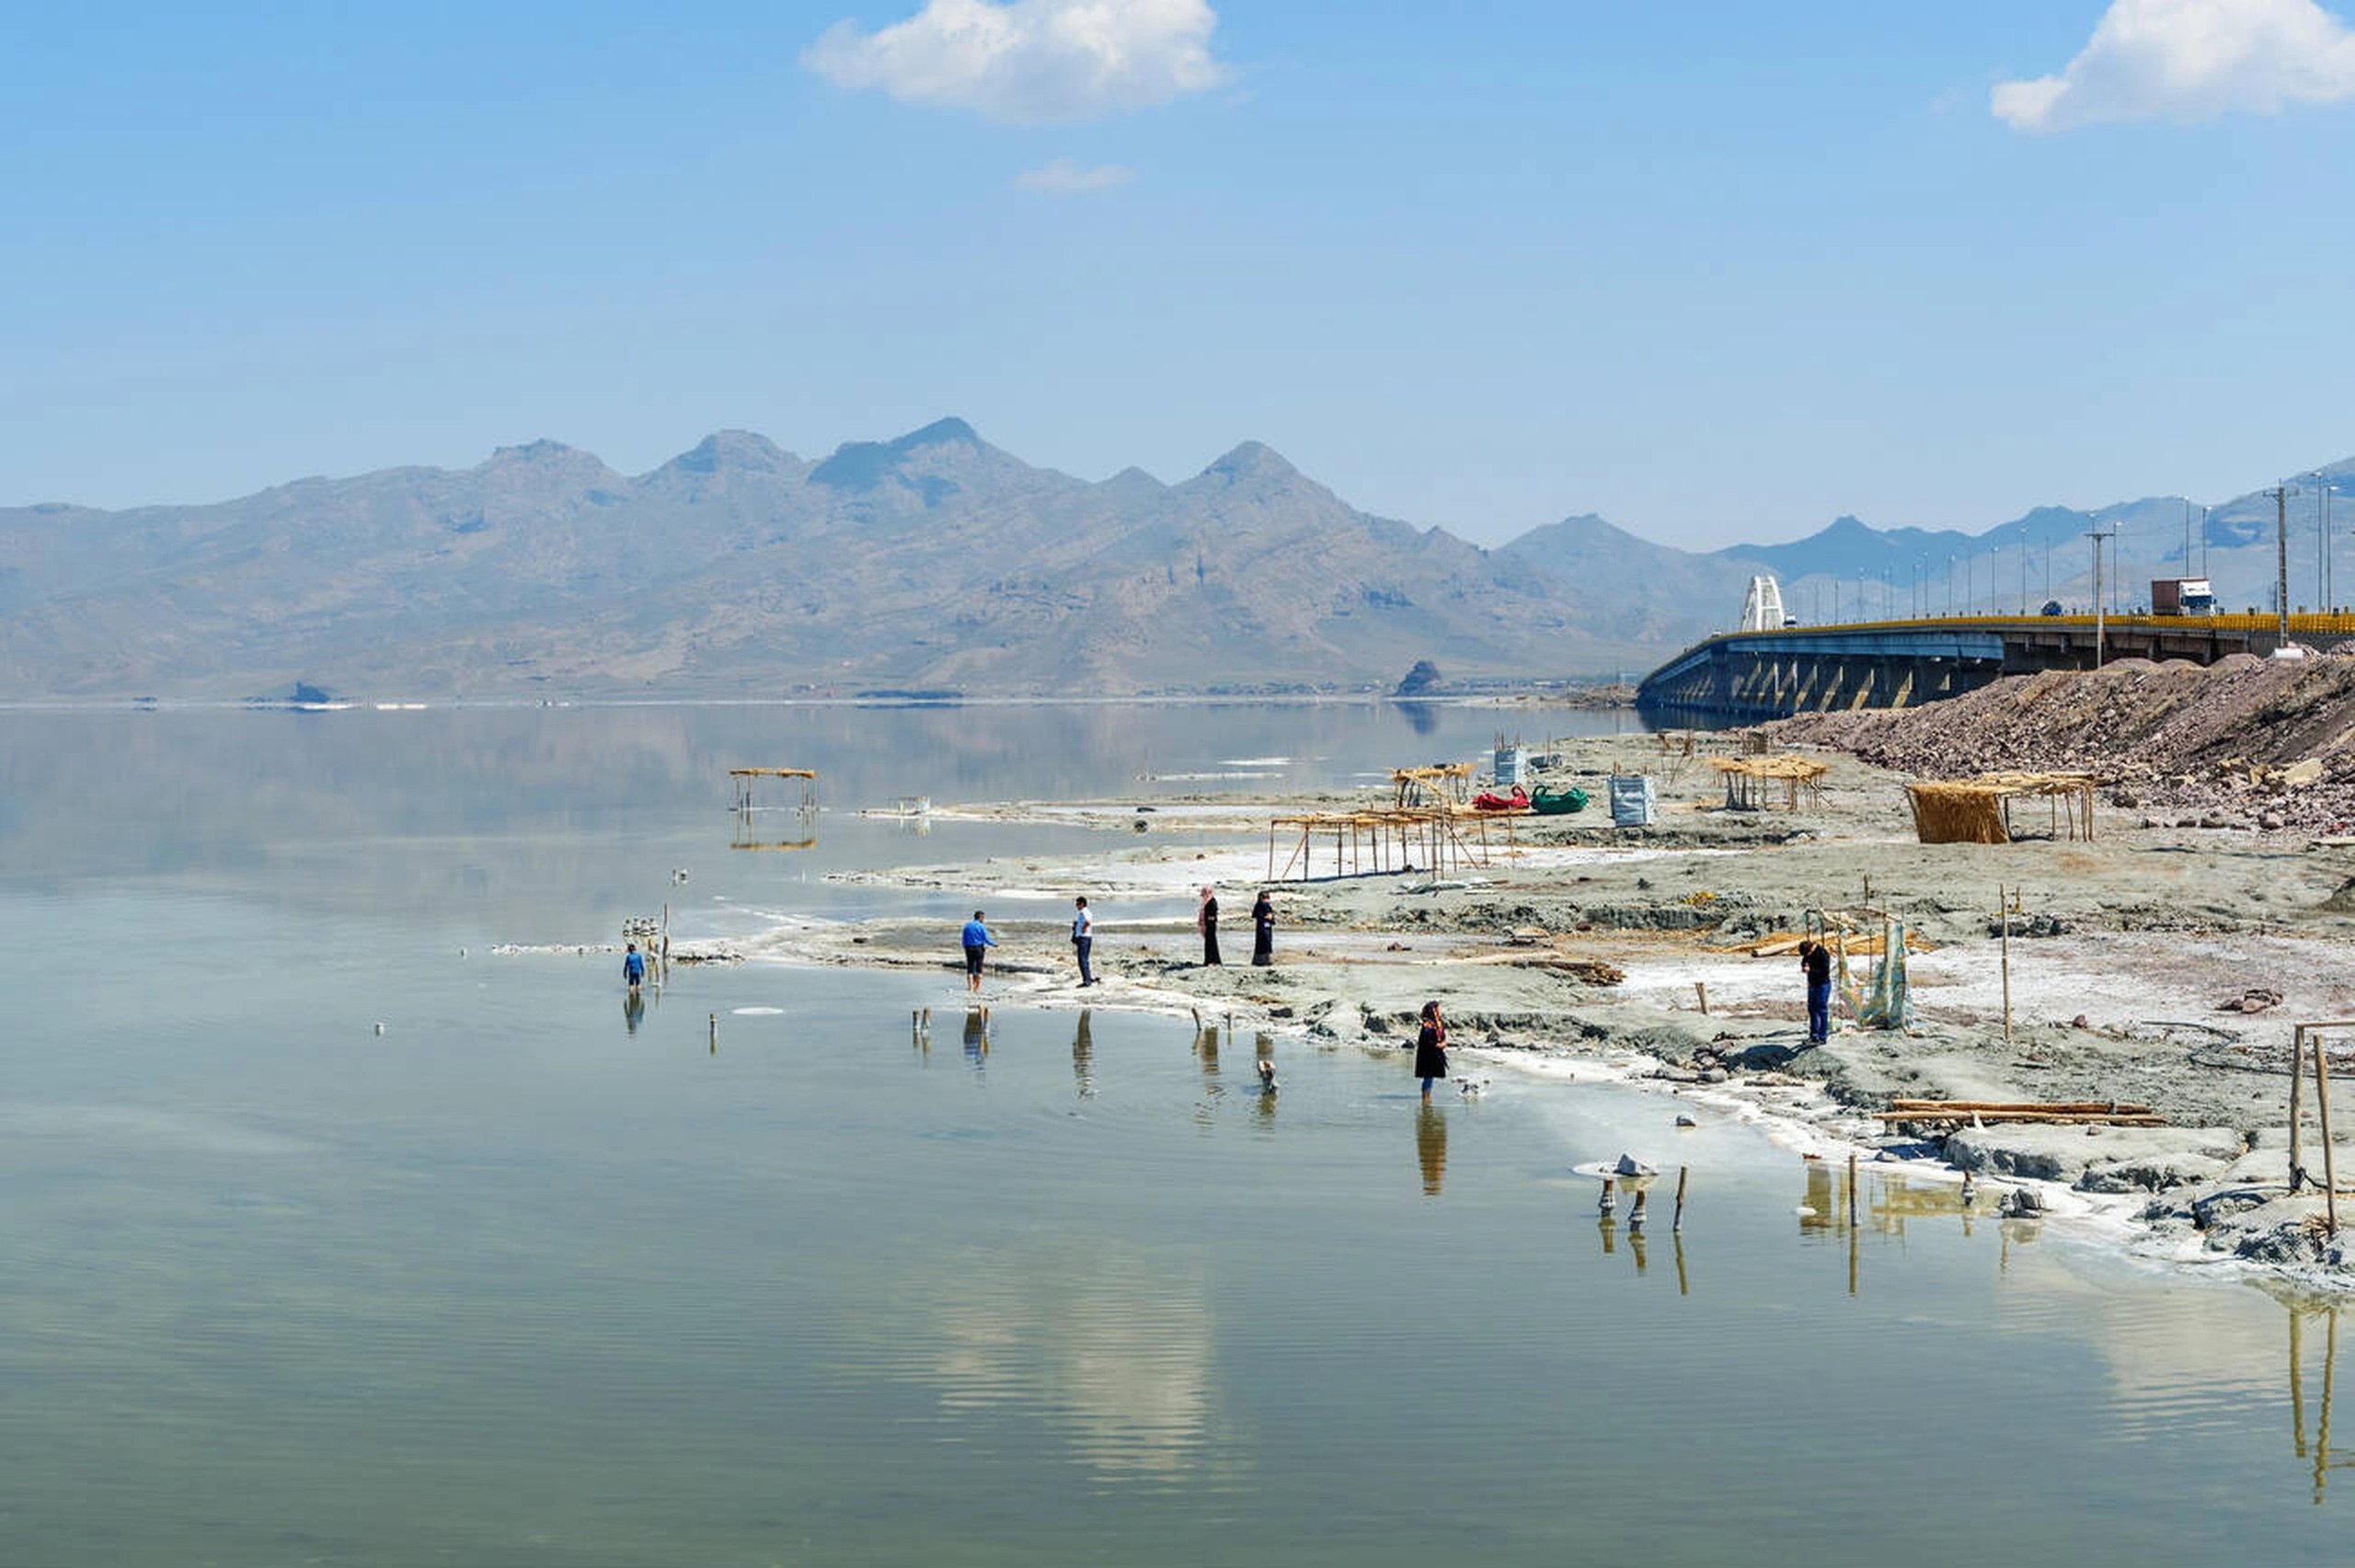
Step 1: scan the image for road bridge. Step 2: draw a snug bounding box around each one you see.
[1636,612,2355,725]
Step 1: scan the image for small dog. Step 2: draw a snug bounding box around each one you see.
[1256,1059,1279,1093]
[1456,1073,1491,1098]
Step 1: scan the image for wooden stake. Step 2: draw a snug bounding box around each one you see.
[1999,885,2013,1048]
[1672,1165,1689,1231]
[2318,1032,2340,1236]
[2292,1023,2309,1194]
[708,1012,718,1055]
[1846,1150,1859,1228]
[1694,980,1710,1015]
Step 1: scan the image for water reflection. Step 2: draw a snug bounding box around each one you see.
[1074,1010,1097,1100]
[2289,1298,2354,1504]
[1391,700,1440,737]
[1416,1104,1447,1196]
[1795,1161,2015,1297]
[911,1242,1222,1484]
[962,1008,989,1071]
[1196,1025,1221,1077]
[1192,1026,1223,1127]
[729,819,818,853]
[622,990,645,1036]
[1252,1033,1277,1128]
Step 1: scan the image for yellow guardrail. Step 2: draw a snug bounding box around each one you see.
[1716,612,2355,637]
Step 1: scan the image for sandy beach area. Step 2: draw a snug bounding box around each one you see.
[682,714,2355,1288]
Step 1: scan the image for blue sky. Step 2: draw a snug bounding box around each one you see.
[6,1,2355,547]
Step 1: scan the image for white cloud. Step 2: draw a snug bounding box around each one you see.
[1015,156,1135,191]
[1993,0,2355,131]
[804,0,1226,123]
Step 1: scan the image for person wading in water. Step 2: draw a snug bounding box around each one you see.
[1413,1000,1448,1102]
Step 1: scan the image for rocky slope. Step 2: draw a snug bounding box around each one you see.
[1769,653,2355,832]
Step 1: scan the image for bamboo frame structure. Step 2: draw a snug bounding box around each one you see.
[1391,764,1475,808]
[1266,806,1498,882]
[1903,772,2098,845]
[729,767,818,812]
[2291,1020,2355,1228]
[1707,754,1830,811]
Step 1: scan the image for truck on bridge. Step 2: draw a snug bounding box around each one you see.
[2151,578,2216,617]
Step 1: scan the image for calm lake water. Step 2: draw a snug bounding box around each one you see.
[4,703,2349,1567]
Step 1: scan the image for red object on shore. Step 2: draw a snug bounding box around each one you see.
[1472,785,1529,812]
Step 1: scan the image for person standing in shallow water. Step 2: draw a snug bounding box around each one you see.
[1198,886,1222,966]
[623,942,647,995]
[1413,1000,1448,1102]
[1250,889,1274,967]
[961,910,996,995]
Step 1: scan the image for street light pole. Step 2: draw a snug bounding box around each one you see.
[2315,472,2326,616]
[2276,482,2294,645]
[2085,527,2108,667]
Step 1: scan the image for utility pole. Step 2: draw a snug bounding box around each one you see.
[2085,526,2108,667]
[2277,483,2293,646]
[2315,473,2326,617]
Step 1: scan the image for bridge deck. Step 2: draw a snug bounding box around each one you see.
[1637,612,2355,724]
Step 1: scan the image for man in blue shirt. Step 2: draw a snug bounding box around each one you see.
[623,942,647,994]
[961,910,995,993]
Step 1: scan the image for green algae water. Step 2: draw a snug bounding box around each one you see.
[3,704,2349,1567]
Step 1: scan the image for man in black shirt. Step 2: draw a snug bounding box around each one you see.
[1798,939,1833,1043]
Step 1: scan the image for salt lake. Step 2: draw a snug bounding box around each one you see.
[3,703,2347,1566]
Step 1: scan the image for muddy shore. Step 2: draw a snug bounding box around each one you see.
[686,704,2355,1288]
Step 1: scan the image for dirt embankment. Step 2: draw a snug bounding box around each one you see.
[1767,654,2355,832]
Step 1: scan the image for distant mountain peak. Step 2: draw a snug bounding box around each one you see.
[482,439,580,465]
[810,417,1005,497]
[1199,441,1300,484]
[893,416,981,451]
[664,429,796,476]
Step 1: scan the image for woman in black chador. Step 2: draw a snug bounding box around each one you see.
[1412,1000,1448,1103]
[1250,889,1275,967]
[1198,886,1222,966]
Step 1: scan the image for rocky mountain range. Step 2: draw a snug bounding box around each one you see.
[1,418,2347,701]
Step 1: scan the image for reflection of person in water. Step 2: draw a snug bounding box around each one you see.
[962,1008,989,1068]
[1416,1103,1448,1196]
[1073,1009,1096,1098]
[622,990,645,1036]
[1197,1023,1220,1076]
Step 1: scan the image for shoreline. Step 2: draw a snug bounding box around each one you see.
[611,724,2355,1292]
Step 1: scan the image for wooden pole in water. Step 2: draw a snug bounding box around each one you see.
[1846,1150,1859,1228]
[2322,1308,2340,1505]
[2294,1306,2310,1459]
[709,1012,718,1055]
[1672,1165,1689,1231]
[2317,1032,2341,1235]
[2292,1024,2309,1194]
